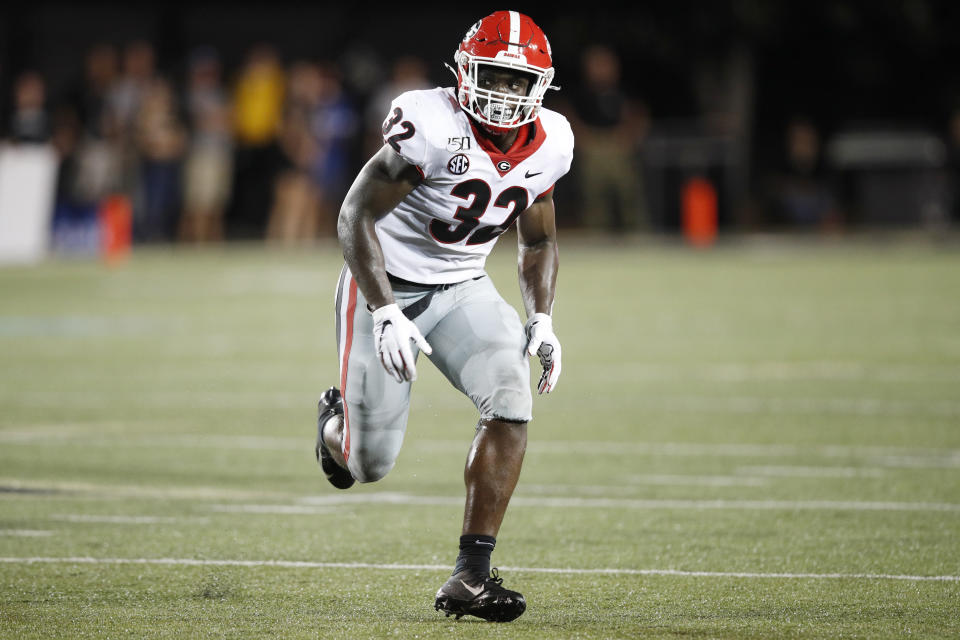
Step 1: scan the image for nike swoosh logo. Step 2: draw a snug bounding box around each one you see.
[525,170,543,178]
[460,580,485,596]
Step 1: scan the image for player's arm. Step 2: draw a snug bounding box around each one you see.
[517,192,562,394]
[517,192,559,317]
[338,145,432,382]
[338,144,422,309]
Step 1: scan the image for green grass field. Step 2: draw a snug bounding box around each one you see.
[1,234,959,639]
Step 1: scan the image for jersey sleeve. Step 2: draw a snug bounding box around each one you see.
[381,90,432,173]
[554,115,575,179]
[537,109,576,189]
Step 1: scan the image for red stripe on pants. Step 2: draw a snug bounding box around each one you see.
[339,277,358,462]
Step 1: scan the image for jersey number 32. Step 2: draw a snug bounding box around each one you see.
[385,107,529,246]
[429,180,528,245]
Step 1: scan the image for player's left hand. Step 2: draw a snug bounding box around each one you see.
[524,313,561,394]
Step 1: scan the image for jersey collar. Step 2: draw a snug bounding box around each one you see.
[469,118,547,177]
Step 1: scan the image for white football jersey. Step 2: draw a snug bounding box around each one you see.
[377,87,574,284]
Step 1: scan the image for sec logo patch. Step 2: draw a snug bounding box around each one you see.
[448,154,470,175]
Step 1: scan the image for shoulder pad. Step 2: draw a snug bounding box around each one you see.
[539,108,575,178]
[381,89,456,175]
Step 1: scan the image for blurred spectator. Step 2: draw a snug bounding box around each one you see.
[179,47,233,243]
[267,60,358,244]
[307,62,358,236]
[48,102,102,254]
[232,44,286,148]
[52,115,123,234]
[48,56,123,257]
[568,44,649,233]
[226,44,286,239]
[763,116,841,231]
[52,44,124,217]
[268,59,321,245]
[133,77,187,242]
[339,44,385,108]
[362,55,430,157]
[50,105,81,179]
[77,43,120,140]
[108,40,157,139]
[8,71,49,143]
[107,40,159,235]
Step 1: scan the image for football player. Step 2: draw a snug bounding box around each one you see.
[315,10,573,622]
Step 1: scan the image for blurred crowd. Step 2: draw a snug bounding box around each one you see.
[3,37,960,254]
[1,40,436,250]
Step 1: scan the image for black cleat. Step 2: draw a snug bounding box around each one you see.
[434,568,526,622]
[315,387,354,490]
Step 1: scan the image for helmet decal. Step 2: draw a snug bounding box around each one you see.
[463,20,481,42]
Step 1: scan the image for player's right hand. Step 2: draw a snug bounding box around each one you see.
[372,303,433,383]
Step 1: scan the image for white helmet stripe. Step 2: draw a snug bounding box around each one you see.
[508,11,521,54]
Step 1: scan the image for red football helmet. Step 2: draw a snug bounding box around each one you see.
[452,10,556,132]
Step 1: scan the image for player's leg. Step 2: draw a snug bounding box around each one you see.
[425,276,531,622]
[461,417,527,536]
[316,266,419,486]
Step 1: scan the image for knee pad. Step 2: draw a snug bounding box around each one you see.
[348,450,396,483]
[482,357,533,422]
[485,386,533,423]
[343,406,408,483]
[471,348,532,422]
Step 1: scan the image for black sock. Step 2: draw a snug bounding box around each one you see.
[453,534,496,576]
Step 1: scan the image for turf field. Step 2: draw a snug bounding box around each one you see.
[1,234,959,639]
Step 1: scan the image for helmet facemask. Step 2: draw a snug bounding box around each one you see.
[455,51,555,131]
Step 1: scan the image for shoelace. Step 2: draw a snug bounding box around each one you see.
[487,568,504,586]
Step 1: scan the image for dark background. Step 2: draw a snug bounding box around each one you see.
[5,3,957,133]
[3,1,959,235]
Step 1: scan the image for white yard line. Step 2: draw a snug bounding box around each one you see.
[0,390,307,410]
[522,478,770,492]
[2,390,959,417]
[211,505,339,515]
[621,475,769,487]
[417,440,960,464]
[737,465,886,478]
[523,480,770,495]
[291,492,960,512]
[648,395,960,418]
[3,432,958,469]
[49,515,210,525]
[0,432,304,450]
[0,478,294,500]
[0,530,54,537]
[0,556,955,582]
[3,477,956,513]
[585,361,960,384]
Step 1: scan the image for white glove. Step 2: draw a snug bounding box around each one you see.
[524,312,562,394]
[372,303,432,383]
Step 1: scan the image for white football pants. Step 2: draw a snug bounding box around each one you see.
[334,265,532,483]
